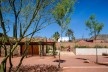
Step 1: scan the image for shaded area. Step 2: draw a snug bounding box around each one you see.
[76,58,87,60]
[53,59,66,63]
[97,62,108,66]
[76,58,90,63]
[104,56,108,58]
[76,57,108,65]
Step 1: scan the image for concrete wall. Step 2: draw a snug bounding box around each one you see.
[76,48,108,55]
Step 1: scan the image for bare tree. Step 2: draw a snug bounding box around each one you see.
[0,0,55,72]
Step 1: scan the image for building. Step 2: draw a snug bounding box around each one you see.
[0,37,56,57]
[90,34,108,43]
[58,37,69,42]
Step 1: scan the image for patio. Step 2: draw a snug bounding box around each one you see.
[0,51,108,72]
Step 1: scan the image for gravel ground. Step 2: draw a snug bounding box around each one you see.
[0,51,108,72]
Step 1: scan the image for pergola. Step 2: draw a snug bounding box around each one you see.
[0,42,56,57]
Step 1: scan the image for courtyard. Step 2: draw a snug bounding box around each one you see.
[0,51,108,72]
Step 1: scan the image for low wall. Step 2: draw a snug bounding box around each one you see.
[76,48,108,55]
[0,45,20,56]
[56,42,108,49]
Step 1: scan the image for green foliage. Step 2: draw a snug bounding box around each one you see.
[65,29,75,41]
[52,32,60,42]
[0,37,8,42]
[0,0,57,72]
[52,0,76,32]
[61,46,64,48]
[75,45,108,48]
[85,14,104,63]
[103,46,108,48]
[52,1,76,68]
[94,45,103,48]
[75,45,90,48]
[52,0,75,20]
[85,14,104,38]
[94,45,108,48]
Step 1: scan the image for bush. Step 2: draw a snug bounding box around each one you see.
[103,46,108,48]
[74,45,90,48]
[94,45,108,48]
[61,46,65,50]
[11,64,60,72]
[94,45,103,48]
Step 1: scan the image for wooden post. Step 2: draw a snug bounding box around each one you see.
[20,45,22,56]
[42,45,44,56]
[32,45,33,56]
[0,46,1,57]
[39,44,42,57]
[53,43,56,58]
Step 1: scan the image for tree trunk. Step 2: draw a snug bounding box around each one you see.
[9,45,13,72]
[95,33,98,63]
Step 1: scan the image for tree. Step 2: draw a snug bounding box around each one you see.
[85,14,104,63]
[52,0,76,68]
[53,32,60,42]
[52,0,76,34]
[0,0,55,72]
[65,29,74,42]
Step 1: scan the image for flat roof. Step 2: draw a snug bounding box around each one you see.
[0,42,55,45]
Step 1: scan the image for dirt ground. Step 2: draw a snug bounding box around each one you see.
[0,51,108,72]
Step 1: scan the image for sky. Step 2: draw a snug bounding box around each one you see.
[0,0,108,39]
[36,0,108,39]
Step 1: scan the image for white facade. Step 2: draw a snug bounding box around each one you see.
[58,37,69,42]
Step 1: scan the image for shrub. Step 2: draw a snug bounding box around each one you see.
[74,45,90,48]
[94,45,108,48]
[103,46,108,48]
[60,46,66,51]
[94,45,103,48]
[11,64,60,72]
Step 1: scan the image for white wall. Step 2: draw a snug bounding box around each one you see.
[58,37,69,42]
[76,48,108,55]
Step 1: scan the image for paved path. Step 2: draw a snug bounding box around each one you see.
[63,67,108,72]
[60,51,75,56]
[63,66,108,68]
